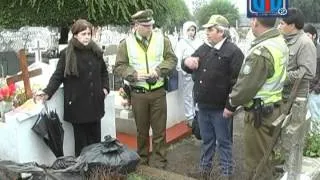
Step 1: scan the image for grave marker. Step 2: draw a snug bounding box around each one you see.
[29,40,46,64]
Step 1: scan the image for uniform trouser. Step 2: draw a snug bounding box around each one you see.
[72,121,101,157]
[179,71,195,121]
[244,105,282,180]
[131,87,167,165]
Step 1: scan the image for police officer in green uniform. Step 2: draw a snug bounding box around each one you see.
[114,9,177,168]
[224,18,289,179]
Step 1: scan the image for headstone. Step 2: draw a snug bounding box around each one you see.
[0,88,116,165]
[115,90,185,135]
[0,27,60,64]
[0,51,20,76]
[28,40,46,64]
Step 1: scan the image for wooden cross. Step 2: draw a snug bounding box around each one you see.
[6,49,42,99]
[29,40,46,64]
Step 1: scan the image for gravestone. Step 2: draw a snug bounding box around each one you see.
[28,40,47,64]
[0,68,116,166]
[0,26,60,65]
[0,51,20,76]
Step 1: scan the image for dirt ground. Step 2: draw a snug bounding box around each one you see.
[165,111,245,179]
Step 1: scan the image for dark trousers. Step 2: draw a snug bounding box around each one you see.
[198,108,233,175]
[131,87,167,165]
[72,122,101,156]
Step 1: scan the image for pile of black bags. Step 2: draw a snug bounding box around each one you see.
[0,136,140,180]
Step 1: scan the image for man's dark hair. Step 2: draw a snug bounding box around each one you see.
[281,8,304,29]
[256,17,276,28]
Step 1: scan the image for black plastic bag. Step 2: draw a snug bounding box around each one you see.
[77,135,140,174]
[51,156,77,170]
[192,112,202,140]
[0,160,82,180]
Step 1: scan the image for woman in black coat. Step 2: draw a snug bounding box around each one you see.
[35,19,109,156]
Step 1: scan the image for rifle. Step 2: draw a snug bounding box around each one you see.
[252,72,305,180]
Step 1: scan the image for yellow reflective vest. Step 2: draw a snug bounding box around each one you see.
[247,35,289,106]
[126,32,165,90]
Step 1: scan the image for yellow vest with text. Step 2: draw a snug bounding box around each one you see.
[246,35,289,107]
[126,32,165,90]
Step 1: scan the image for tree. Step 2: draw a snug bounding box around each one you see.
[0,0,190,31]
[0,0,166,28]
[290,0,320,23]
[194,0,240,27]
[158,0,191,33]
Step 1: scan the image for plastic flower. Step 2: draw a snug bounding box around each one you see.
[0,83,16,102]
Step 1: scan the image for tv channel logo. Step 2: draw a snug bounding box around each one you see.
[247,0,288,17]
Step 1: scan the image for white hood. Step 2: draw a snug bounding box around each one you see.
[175,21,203,71]
[182,21,198,39]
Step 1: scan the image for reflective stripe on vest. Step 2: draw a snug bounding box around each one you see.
[126,32,164,90]
[246,35,289,106]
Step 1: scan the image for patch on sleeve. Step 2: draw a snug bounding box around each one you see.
[242,64,252,75]
[253,49,262,56]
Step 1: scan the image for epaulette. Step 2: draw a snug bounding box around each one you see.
[253,46,272,60]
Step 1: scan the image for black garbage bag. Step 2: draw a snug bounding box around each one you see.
[32,103,64,158]
[0,160,83,180]
[77,135,140,174]
[192,112,202,140]
[51,156,77,170]
[0,161,44,180]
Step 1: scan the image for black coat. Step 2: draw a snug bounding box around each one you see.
[182,40,244,110]
[44,48,109,124]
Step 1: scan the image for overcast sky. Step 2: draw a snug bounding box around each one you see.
[184,0,247,15]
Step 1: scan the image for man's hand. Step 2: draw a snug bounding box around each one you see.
[184,57,199,70]
[136,71,149,80]
[148,69,159,78]
[223,108,233,118]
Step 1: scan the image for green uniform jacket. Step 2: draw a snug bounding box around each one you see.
[114,32,177,82]
[228,29,280,108]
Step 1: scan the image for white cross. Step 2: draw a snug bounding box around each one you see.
[29,40,46,64]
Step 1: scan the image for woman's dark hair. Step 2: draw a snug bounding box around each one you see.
[304,24,318,43]
[71,19,93,35]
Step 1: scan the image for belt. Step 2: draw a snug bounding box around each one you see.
[131,86,163,93]
[244,101,281,112]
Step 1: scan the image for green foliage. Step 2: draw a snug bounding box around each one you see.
[303,121,320,157]
[0,0,166,28]
[290,0,320,23]
[157,0,191,32]
[194,0,240,27]
[0,0,190,32]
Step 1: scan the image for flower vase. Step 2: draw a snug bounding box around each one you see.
[0,101,13,122]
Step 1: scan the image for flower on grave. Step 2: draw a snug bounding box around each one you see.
[13,83,44,108]
[0,83,16,102]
